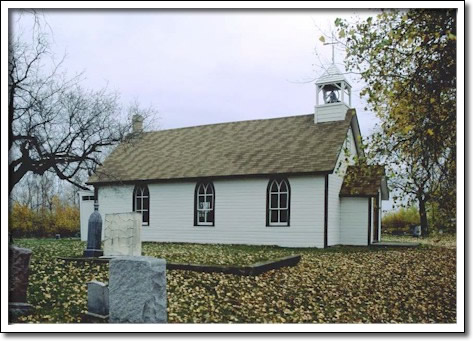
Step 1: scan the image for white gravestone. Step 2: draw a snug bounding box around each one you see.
[109,256,167,323]
[103,213,142,257]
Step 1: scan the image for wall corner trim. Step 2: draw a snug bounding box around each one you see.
[368,197,372,246]
[324,174,329,248]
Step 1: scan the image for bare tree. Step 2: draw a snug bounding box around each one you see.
[8,12,157,195]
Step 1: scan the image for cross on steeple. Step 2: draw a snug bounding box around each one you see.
[323,32,338,64]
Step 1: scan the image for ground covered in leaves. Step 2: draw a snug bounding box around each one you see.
[11,237,456,323]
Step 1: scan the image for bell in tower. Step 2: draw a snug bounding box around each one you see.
[326,89,340,104]
[314,63,352,123]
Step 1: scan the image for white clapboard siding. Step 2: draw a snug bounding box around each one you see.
[78,190,95,241]
[96,176,325,248]
[328,127,357,246]
[315,103,350,123]
[97,185,134,240]
[327,174,342,246]
[340,197,369,245]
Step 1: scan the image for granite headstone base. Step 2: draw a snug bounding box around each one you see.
[82,311,109,323]
[9,302,34,320]
[83,249,104,257]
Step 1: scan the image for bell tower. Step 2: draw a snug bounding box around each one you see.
[314,63,352,123]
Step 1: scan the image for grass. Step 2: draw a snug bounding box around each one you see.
[10,236,456,323]
[142,242,294,266]
[382,234,456,249]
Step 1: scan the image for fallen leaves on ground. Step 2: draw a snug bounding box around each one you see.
[11,237,456,323]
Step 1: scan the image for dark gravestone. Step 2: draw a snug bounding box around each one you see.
[9,246,34,318]
[84,202,104,257]
[9,246,32,302]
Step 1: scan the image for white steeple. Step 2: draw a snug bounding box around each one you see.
[314,63,352,123]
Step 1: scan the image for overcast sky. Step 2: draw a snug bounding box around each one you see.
[12,9,381,134]
[11,9,394,210]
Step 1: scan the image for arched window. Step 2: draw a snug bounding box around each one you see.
[133,185,150,226]
[267,178,290,226]
[194,182,215,226]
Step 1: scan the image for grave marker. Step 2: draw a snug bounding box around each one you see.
[109,256,167,323]
[84,202,104,257]
[83,280,109,322]
[9,246,34,318]
[103,213,142,257]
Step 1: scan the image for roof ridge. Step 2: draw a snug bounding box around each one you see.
[142,113,315,134]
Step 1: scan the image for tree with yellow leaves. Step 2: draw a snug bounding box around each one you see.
[334,9,456,235]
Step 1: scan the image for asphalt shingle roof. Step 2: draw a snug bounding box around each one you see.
[339,165,386,197]
[87,110,356,184]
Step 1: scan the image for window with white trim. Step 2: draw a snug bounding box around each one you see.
[133,185,149,226]
[267,178,290,226]
[82,195,95,201]
[195,182,215,226]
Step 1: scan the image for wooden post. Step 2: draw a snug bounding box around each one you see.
[367,197,372,246]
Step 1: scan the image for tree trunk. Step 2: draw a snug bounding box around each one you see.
[9,162,29,195]
[418,197,429,237]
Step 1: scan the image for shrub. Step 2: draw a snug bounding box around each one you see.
[383,204,456,236]
[382,206,420,235]
[51,196,80,236]
[9,203,35,237]
[9,197,79,238]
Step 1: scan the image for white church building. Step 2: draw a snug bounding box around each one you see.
[81,64,389,248]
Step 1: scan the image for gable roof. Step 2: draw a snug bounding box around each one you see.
[87,110,359,185]
[340,165,389,199]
